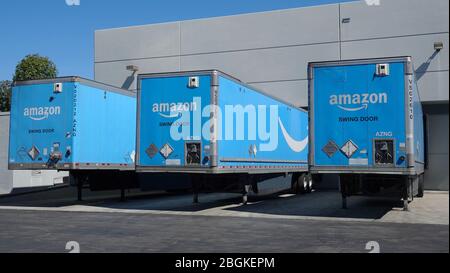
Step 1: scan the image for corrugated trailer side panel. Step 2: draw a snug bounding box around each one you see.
[217,75,308,170]
[73,83,136,168]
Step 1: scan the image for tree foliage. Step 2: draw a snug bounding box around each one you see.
[13,54,58,82]
[0,80,11,112]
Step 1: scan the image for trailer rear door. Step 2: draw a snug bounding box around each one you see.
[137,74,213,170]
[9,82,75,168]
[311,61,408,171]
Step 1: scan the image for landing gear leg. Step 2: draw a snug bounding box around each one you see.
[340,176,348,209]
[342,194,348,210]
[120,188,126,202]
[243,185,250,205]
[403,199,409,211]
[76,176,83,202]
[119,178,126,202]
[193,192,199,204]
[403,177,411,211]
[192,176,199,204]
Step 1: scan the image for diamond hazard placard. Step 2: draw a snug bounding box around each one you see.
[322,140,339,158]
[160,144,174,159]
[146,144,158,159]
[28,146,40,161]
[340,140,358,159]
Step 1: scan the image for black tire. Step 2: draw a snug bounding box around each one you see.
[417,174,425,198]
[306,174,314,193]
[299,174,308,193]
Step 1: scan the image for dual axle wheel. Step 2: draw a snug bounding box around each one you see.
[292,173,314,194]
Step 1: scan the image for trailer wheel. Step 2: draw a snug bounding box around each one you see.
[306,174,314,193]
[417,174,425,198]
[291,174,308,194]
[300,174,308,193]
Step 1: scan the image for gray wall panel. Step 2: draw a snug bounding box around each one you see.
[94,57,181,90]
[341,33,449,73]
[416,71,449,102]
[425,154,449,191]
[341,32,449,103]
[180,5,339,55]
[423,106,449,190]
[340,0,449,41]
[180,43,340,83]
[427,111,449,155]
[95,22,180,62]
[0,113,12,195]
[250,80,308,108]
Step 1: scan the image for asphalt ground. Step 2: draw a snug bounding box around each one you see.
[0,186,448,253]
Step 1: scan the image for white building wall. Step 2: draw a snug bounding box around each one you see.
[0,112,13,194]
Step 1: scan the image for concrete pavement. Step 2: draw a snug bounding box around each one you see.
[0,188,448,253]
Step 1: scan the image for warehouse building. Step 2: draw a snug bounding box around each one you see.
[94,0,449,190]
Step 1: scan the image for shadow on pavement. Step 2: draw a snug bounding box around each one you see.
[0,185,168,208]
[0,185,242,212]
[0,184,403,220]
[226,191,403,220]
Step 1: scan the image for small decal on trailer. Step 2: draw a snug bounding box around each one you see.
[160,143,174,159]
[340,140,358,159]
[322,140,339,158]
[349,158,369,165]
[146,144,158,159]
[166,159,181,166]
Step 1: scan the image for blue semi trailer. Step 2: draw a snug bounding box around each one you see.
[137,70,310,203]
[8,77,137,199]
[308,57,425,210]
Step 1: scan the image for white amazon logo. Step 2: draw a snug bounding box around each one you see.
[158,112,182,118]
[330,92,387,112]
[152,102,198,118]
[337,104,368,112]
[24,106,61,121]
[278,118,308,153]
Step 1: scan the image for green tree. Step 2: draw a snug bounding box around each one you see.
[0,80,11,112]
[13,54,58,82]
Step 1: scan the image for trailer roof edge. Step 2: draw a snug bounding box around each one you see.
[308,56,413,68]
[137,70,308,113]
[13,77,135,97]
